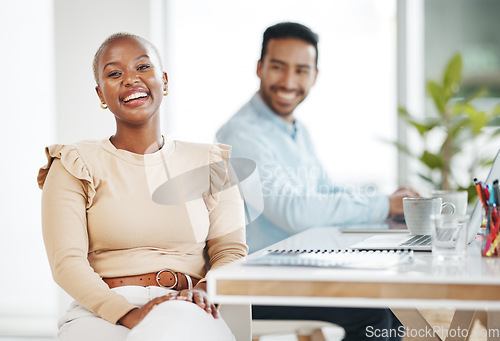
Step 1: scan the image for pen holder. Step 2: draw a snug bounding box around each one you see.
[481,206,500,257]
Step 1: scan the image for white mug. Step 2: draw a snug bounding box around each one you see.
[403,197,455,235]
[431,190,468,216]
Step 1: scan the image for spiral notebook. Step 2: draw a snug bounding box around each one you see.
[245,249,413,269]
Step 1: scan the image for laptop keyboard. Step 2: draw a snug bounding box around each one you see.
[399,229,456,247]
[400,235,431,247]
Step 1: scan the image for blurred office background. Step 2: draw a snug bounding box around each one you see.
[1,0,499,339]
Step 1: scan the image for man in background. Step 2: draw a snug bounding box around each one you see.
[216,22,417,341]
[217,22,417,253]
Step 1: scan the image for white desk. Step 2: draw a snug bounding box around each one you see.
[207,227,500,341]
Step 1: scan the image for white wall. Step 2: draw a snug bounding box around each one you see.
[0,0,166,337]
[53,0,168,144]
[0,0,398,337]
[166,0,399,193]
[52,0,400,195]
[0,0,57,336]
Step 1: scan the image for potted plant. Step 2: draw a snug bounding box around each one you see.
[396,53,500,202]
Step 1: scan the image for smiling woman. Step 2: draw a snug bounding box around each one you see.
[36,33,247,341]
[92,34,167,153]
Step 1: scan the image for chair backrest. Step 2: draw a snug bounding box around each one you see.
[218,303,252,341]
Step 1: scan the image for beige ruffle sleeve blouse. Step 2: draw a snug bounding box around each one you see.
[37,137,248,324]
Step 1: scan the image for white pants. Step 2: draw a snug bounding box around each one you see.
[58,286,235,341]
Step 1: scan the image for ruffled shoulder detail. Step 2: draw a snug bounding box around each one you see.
[208,143,232,201]
[37,144,96,208]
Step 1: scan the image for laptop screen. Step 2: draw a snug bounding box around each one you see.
[350,149,500,251]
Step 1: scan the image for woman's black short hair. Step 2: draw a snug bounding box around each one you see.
[260,22,319,67]
[92,32,162,85]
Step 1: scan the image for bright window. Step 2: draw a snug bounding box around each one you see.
[165,0,398,193]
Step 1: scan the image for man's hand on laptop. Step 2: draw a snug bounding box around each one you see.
[389,186,420,216]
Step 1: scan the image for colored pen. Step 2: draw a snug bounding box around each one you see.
[487,208,500,256]
[488,184,495,206]
[491,205,499,236]
[474,178,488,209]
[485,207,495,256]
[494,179,500,206]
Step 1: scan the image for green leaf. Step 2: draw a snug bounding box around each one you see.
[406,119,433,136]
[468,111,488,134]
[462,86,488,104]
[461,184,478,204]
[390,141,414,157]
[492,104,500,115]
[400,114,441,136]
[449,115,469,138]
[472,157,495,171]
[420,151,443,170]
[428,81,446,115]
[489,115,500,126]
[442,53,462,100]
[418,173,437,187]
[398,106,410,116]
[452,102,474,116]
[491,116,500,125]
[482,159,494,167]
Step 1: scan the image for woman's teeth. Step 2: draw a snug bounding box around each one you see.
[123,92,148,102]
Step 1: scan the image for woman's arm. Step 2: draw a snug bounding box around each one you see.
[41,157,137,324]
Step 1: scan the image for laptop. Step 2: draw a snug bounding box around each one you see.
[350,149,500,251]
[338,215,409,233]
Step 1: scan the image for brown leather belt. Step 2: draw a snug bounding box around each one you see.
[103,269,199,290]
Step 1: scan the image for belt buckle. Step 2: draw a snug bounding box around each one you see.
[156,269,178,289]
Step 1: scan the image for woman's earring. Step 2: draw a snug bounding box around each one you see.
[163,84,169,96]
[100,102,108,109]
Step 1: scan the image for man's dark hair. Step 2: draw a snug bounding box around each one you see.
[260,22,319,67]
